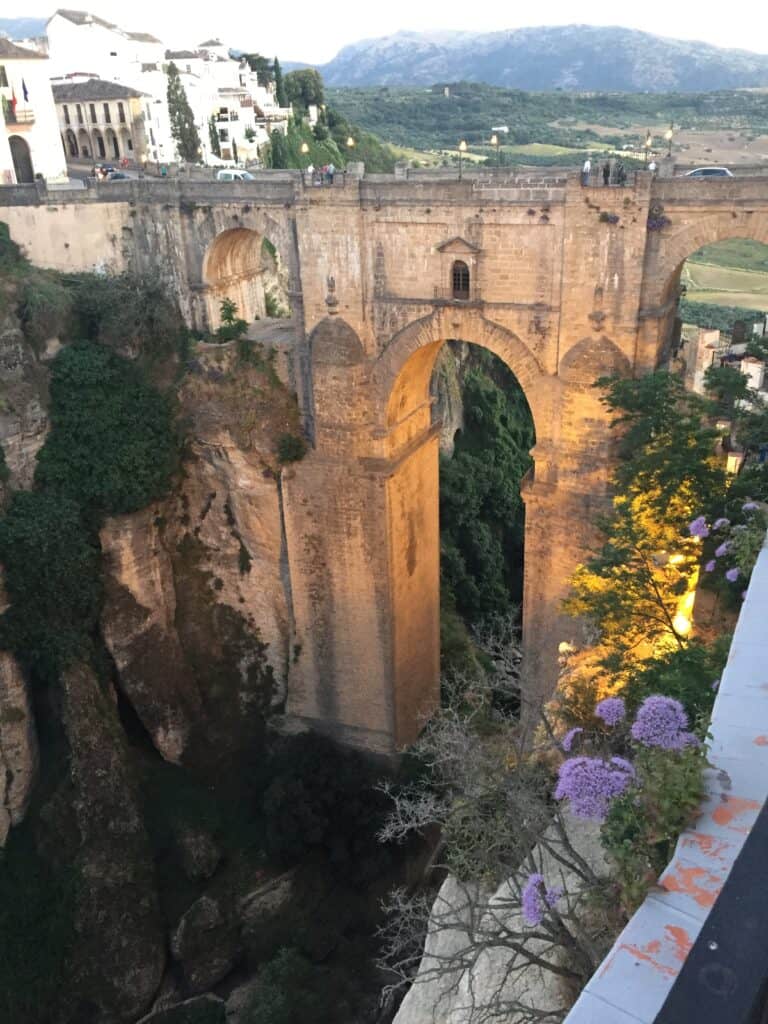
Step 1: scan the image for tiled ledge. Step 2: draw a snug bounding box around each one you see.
[564,533,768,1024]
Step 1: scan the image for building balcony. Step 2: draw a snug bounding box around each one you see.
[3,107,35,126]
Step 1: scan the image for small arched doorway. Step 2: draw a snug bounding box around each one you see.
[77,128,91,157]
[92,129,106,159]
[105,128,120,160]
[9,136,34,183]
[452,259,470,300]
[203,228,293,329]
[65,128,79,157]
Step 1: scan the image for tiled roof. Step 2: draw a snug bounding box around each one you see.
[165,50,198,60]
[127,31,161,43]
[0,38,47,59]
[52,78,144,101]
[199,38,222,47]
[51,9,117,30]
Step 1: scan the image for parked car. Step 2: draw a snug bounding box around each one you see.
[216,169,256,182]
[683,167,734,178]
[106,171,129,180]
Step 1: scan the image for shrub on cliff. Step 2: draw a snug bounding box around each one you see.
[35,340,177,517]
[241,948,337,1024]
[0,491,101,681]
[261,732,391,881]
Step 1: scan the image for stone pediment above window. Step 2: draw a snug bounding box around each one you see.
[436,237,481,255]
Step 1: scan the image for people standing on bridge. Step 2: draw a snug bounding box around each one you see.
[581,157,591,186]
[648,158,657,176]
[327,162,335,184]
[616,161,627,187]
[602,161,610,186]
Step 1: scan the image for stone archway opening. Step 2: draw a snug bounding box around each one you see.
[77,128,91,158]
[663,237,768,385]
[380,318,543,733]
[430,340,536,672]
[203,227,292,330]
[64,128,79,158]
[9,135,34,183]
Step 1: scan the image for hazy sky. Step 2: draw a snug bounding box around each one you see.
[25,1,768,63]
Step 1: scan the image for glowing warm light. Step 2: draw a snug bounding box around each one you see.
[668,553,686,565]
[458,140,468,153]
[726,452,745,475]
[672,612,693,636]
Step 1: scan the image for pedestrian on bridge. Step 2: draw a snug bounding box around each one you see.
[581,157,591,186]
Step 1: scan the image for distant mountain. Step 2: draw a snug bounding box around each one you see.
[301,25,768,92]
[0,17,48,40]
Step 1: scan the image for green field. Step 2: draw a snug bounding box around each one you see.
[683,240,768,312]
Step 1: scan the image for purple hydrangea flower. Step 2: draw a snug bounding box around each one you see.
[704,560,717,573]
[743,502,759,512]
[595,696,626,727]
[680,732,700,747]
[688,516,709,539]
[561,727,583,752]
[554,756,635,820]
[631,696,689,750]
[610,756,637,778]
[726,567,740,583]
[713,517,730,530]
[715,541,731,558]
[521,873,563,926]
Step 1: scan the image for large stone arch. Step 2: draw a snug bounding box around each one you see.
[196,211,296,331]
[642,211,768,310]
[371,306,550,454]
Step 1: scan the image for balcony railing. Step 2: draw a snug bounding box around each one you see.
[3,107,35,125]
[432,283,481,303]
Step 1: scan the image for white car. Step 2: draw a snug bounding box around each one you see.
[216,169,256,182]
[683,166,734,178]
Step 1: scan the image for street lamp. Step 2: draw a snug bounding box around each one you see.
[644,130,653,164]
[346,136,355,150]
[458,139,467,180]
[664,124,674,158]
[490,133,500,167]
[300,140,309,172]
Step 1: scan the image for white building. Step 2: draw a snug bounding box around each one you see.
[45,11,291,168]
[1,38,68,183]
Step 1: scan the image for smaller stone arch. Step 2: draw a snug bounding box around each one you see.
[105,127,120,160]
[559,335,631,387]
[92,128,106,159]
[9,136,34,183]
[64,128,79,157]
[77,128,91,158]
[311,317,365,367]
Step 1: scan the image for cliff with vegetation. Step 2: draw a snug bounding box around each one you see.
[0,225,400,1024]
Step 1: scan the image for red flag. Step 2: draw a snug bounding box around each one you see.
[10,89,17,113]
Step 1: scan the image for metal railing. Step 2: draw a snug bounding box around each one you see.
[653,796,768,1024]
[3,108,35,125]
[432,284,481,303]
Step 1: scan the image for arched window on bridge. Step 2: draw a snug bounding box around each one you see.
[452,260,470,300]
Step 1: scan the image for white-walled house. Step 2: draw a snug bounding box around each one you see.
[1,38,68,183]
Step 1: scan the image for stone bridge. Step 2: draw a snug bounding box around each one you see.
[3,168,768,754]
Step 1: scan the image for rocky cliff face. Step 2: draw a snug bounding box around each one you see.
[0,281,51,488]
[0,649,38,845]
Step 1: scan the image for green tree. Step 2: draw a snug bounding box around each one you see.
[284,68,324,112]
[268,129,289,168]
[208,116,221,158]
[166,61,201,162]
[243,53,274,84]
[34,341,177,517]
[273,56,287,107]
[565,372,726,676]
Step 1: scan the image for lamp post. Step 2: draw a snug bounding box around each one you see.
[664,124,674,159]
[490,133,500,168]
[644,130,653,165]
[300,140,309,175]
[458,138,467,180]
[346,136,355,151]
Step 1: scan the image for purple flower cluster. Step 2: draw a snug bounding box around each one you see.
[554,756,635,821]
[715,541,731,558]
[726,567,740,583]
[521,873,563,926]
[630,696,691,750]
[713,517,730,531]
[743,502,759,512]
[688,516,709,539]
[595,696,626,727]
[562,727,583,752]
[704,559,716,573]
